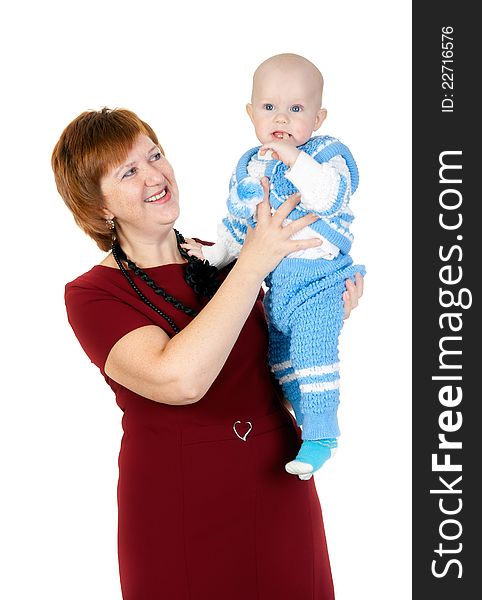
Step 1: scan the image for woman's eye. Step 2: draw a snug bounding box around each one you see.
[263,103,274,111]
[122,167,137,179]
[150,152,162,162]
[291,105,302,113]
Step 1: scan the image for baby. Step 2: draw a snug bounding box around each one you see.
[184,53,365,480]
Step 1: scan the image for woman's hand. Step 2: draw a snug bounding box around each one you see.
[237,177,321,280]
[180,238,205,260]
[343,272,364,319]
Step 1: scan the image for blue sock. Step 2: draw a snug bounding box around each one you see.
[295,438,338,472]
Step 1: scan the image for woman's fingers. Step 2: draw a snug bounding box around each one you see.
[343,288,355,319]
[285,211,319,234]
[343,273,364,319]
[271,191,302,224]
[347,282,358,311]
[285,237,323,254]
[269,192,321,250]
[271,193,320,240]
[255,177,273,223]
[354,271,364,298]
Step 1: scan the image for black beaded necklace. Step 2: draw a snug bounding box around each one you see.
[111,229,219,334]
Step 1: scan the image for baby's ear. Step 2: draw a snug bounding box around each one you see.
[314,108,328,131]
[246,103,254,123]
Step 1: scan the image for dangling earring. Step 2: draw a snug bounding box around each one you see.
[105,218,115,230]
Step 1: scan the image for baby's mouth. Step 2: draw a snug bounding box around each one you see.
[272,131,290,140]
[144,187,170,203]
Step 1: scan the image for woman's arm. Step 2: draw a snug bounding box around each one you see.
[104,181,322,406]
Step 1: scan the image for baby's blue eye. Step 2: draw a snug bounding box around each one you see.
[290,105,302,113]
[263,103,274,111]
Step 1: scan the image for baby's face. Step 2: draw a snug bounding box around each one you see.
[247,64,326,147]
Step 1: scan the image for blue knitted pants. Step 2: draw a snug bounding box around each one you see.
[267,280,346,441]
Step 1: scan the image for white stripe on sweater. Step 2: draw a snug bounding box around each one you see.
[300,380,340,393]
[271,361,293,372]
[295,363,340,377]
[279,373,298,385]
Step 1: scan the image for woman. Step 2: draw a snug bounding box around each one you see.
[52,107,363,599]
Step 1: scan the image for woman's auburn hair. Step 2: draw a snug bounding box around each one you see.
[51,107,163,252]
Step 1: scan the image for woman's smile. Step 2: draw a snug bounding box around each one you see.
[144,187,171,204]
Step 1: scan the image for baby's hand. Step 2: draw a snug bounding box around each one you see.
[259,138,300,167]
[180,238,205,261]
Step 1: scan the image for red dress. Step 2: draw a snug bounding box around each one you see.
[65,259,335,600]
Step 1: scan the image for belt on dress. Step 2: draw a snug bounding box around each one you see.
[181,408,297,446]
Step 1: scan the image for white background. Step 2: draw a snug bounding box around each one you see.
[1,1,411,598]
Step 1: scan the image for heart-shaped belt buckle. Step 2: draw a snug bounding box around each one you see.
[233,420,253,442]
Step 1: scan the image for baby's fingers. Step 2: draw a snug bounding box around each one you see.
[180,242,201,251]
[180,241,204,259]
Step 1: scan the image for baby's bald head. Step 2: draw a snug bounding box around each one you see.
[251,53,324,107]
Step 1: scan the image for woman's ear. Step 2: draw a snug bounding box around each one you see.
[313,108,328,131]
[102,207,114,221]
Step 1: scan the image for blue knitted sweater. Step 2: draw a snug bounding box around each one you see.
[203,135,360,268]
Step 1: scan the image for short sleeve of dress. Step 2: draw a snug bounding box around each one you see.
[65,275,154,373]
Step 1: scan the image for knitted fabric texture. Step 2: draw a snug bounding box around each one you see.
[221,136,366,440]
[217,135,359,260]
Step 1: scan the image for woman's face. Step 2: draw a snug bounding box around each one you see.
[101,134,180,240]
